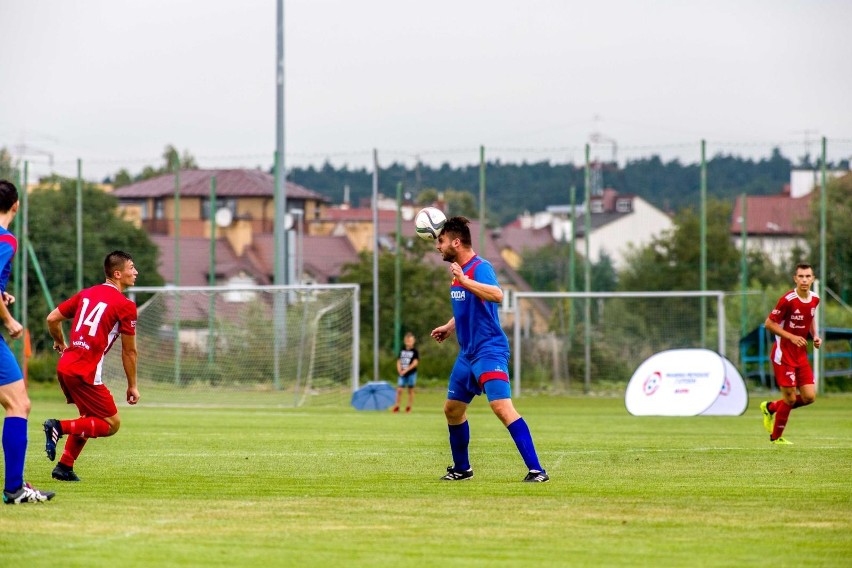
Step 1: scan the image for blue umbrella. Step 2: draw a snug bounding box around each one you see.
[351,381,397,411]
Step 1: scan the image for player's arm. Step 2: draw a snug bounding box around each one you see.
[811,319,821,349]
[0,291,23,340]
[764,316,807,348]
[46,307,70,352]
[431,317,456,343]
[121,333,140,404]
[450,263,503,303]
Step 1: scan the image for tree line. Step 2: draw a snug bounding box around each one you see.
[287,148,848,224]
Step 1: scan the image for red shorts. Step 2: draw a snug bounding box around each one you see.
[772,363,814,389]
[57,372,118,418]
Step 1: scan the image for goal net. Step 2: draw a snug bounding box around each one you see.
[99,284,359,407]
[510,291,727,395]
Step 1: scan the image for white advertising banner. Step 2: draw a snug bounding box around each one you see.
[625,349,728,416]
[699,356,749,416]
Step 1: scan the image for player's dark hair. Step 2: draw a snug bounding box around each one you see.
[795,263,813,273]
[0,180,20,213]
[104,250,134,278]
[441,216,472,247]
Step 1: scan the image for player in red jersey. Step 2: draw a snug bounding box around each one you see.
[42,251,139,481]
[760,263,821,445]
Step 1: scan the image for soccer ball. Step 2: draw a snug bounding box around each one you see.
[414,207,447,240]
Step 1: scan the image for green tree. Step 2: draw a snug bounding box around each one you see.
[517,243,571,291]
[161,145,199,172]
[339,240,458,381]
[517,244,616,292]
[0,147,16,181]
[619,199,742,292]
[110,144,198,184]
[805,173,852,300]
[25,178,164,351]
[416,187,478,219]
[592,251,618,291]
[112,168,133,188]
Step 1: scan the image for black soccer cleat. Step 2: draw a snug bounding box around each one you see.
[43,419,62,462]
[52,463,81,482]
[523,470,550,483]
[440,466,474,481]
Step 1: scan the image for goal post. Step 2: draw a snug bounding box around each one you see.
[511,290,726,396]
[107,284,360,407]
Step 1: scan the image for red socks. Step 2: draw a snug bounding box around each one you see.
[770,395,807,411]
[771,401,793,440]
[60,417,111,439]
[59,435,88,468]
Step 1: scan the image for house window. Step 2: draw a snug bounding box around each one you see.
[202,198,237,220]
[616,198,632,213]
[154,199,165,220]
[591,200,604,214]
[119,200,147,219]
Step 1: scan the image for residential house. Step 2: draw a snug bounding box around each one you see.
[515,188,673,271]
[113,168,329,239]
[730,191,811,267]
[112,169,354,285]
[730,168,850,267]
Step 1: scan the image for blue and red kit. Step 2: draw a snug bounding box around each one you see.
[450,255,509,359]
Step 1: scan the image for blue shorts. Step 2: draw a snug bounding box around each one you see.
[0,336,23,386]
[447,353,512,403]
[398,372,417,388]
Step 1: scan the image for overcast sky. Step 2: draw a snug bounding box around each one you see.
[2,0,851,182]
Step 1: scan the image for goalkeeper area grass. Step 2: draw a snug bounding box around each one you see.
[4,386,851,567]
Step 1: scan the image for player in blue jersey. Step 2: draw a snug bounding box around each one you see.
[430,216,548,482]
[0,180,55,504]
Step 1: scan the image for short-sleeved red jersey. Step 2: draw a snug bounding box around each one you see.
[57,283,137,385]
[768,289,819,367]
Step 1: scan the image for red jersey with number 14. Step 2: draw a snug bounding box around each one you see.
[57,283,137,385]
[768,289,819,367]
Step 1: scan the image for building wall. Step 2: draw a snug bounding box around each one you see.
[123,195,325,237]
[575,197,673,270]
[732,235,808,268]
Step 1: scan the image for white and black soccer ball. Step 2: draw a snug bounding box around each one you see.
[414,207,447,240]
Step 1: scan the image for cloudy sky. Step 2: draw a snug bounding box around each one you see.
[1,0,851,181]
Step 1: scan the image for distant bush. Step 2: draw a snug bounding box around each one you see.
[27,352,58,383]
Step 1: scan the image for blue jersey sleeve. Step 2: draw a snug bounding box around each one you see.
[473,260,500,291]
[0,234,17,293]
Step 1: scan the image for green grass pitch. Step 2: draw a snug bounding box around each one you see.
[3,387,851,567]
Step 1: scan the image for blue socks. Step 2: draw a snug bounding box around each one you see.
[507,417,543,472]
[449,418,544,473]
[3,417,27,493]
[448,421,470,471]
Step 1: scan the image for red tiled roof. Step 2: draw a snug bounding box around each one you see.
[253,234,359,283]
[730,194,813,235]
[497,225,556,252]
[112,169,329,202]
[149,211,552,288]
[323,207,399,221]
[150,236,264,286]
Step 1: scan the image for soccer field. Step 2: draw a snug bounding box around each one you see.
[3,388,851,567]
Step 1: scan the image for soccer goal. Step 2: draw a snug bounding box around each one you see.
[99,284,359,407]
[510,290,726,396]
